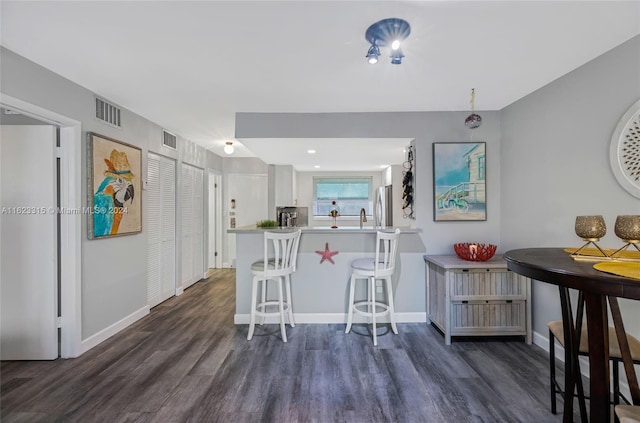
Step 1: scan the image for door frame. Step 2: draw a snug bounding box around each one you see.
[1,93,82,358]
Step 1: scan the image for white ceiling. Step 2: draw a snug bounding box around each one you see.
[2,1,639,170]
[240,137,413,171]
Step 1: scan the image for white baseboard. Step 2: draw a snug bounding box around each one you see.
[80,306,150,354]
[533,330,590,378]
[234,312,427,325]
[533,330,551,353]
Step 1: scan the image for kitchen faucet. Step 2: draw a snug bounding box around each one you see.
[360,208,367,229]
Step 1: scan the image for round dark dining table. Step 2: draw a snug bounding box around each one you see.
[504,248,640,423]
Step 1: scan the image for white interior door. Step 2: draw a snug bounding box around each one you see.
[181,163,204,289]
[1,125,58,360]
[227,174,268,266]
[147,153,176,308]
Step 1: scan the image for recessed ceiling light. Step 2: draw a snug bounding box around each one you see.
[307,149,316,154]
[314,165,320,168]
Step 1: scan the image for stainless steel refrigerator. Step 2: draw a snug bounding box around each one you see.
[374,185,393,228]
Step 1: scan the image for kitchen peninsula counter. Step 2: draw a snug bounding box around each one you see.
[228,225,421,234]
[229,226,426,325]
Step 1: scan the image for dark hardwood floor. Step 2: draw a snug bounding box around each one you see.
[2,269,579,422]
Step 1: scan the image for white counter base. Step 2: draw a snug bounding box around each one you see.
[231,228,427,324]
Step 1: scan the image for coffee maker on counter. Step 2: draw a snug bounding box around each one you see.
[276,206,308,228]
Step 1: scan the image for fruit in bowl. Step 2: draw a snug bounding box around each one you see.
[453,243,497,261]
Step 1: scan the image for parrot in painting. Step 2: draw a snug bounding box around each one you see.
[93,149,135,236]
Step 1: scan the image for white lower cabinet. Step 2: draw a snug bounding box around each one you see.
[425,255,532,345]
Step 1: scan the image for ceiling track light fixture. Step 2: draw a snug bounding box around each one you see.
[224,141,234,155]
[365,18,411,65]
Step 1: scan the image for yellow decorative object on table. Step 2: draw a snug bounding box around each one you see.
[593,262,640,281]
[564,247,640,262]
[572,215,609,258]
[610,215,640,258]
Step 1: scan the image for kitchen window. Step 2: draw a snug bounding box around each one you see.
[313,177,372,216]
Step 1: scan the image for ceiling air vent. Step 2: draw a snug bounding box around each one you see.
[95,97,121,128]
[163,130,177,149]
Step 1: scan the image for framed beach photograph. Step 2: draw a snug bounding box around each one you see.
[433,142,486,221]
[87,132,142,239]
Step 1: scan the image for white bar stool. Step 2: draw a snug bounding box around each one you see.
[247,229,301,343]
[345,228,400,346]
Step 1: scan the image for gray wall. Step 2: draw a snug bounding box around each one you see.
[1,47,222,340]
[236,110,503,255]
[500,35,640,340]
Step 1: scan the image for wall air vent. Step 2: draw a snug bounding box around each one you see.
[95,97,121,128]
[163,130,177,149]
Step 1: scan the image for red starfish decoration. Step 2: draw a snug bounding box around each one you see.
[315,242,339,264]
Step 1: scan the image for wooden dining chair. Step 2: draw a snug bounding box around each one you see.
[615,405,640,423]
[548,320,640,417]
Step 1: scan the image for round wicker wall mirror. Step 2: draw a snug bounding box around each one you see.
[610,99,640,199]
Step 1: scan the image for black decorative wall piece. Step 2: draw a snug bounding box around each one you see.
[402,145,414,219]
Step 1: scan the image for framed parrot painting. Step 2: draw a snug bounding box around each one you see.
[88,133,142,239]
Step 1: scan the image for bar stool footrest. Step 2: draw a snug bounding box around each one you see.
[351,300,391,318]
[254,300,291,318]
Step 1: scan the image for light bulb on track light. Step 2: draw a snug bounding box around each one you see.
[224,141,234,155]
[390,48,404,65]
[366,43,380,64]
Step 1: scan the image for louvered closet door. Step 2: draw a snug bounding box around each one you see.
[160,158,177,300]
[181,163,204,289]
[192,168,204,280]
[147,153,176,308]
[181,164,194,288]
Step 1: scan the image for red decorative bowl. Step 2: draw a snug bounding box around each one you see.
[453,243,497,261]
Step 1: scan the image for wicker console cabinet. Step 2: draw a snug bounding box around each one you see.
[424,255,532,345]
